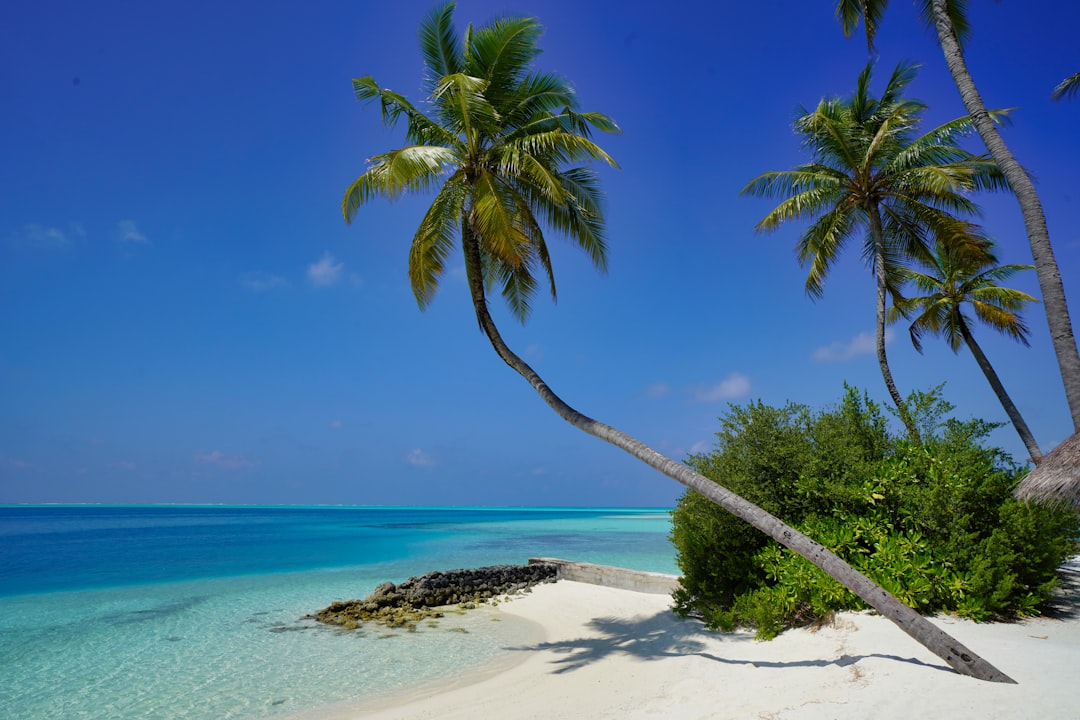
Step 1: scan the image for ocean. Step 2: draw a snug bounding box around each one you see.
[0,505,677,719]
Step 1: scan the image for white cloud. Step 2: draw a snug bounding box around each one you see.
[692,372,752,403]
[406,448,437,467]
[329,419,343,429]
[646,382,671,399]
[116,220,149,244]
[240,271,289,291]
[812,330,894,362]
[308,252,344,287]
[688,440,711,455]
[9,223,82,248]
[194,450,256,469]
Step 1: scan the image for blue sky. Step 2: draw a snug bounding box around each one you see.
[2,0,1078,507]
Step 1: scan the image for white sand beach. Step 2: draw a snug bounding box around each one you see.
[323,573,1080,720]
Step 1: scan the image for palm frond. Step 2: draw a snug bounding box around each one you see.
[433,73,496,137]
[1052,71,1080,101]
[466,15,542,103]
[835,0,889,50]
[754,184,848,231]
[352,77,457,146]
[342,146,457,222]
[420,2,463,92]
[510,166,608,272]
[798,205,860,298]
[499,72,577,125]
[408,177,467,308]
[470,170,529,267]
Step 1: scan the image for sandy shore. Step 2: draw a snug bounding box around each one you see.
[331,574,1080,720]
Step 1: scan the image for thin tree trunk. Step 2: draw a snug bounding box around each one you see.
[459,220,1014,683]
[931,0,1080,430]
[958,318,1043,463]
[868,206,919,442]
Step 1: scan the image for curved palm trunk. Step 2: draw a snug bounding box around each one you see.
[459,223,1012,683]
[868,207,919,442]
[930,0,1080,430]
[957,318,1043,464]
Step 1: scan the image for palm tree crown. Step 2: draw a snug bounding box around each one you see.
[742,61,1005,434]
[891,236,1036,354]
[890,236,1043,461]
[342,2,619,323]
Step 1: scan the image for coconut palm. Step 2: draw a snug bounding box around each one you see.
[1052,72,1080,101]
[890,230,1043,462]
[742,61,1005,441]
[343,3,1011,682]
[836,0,1080,431]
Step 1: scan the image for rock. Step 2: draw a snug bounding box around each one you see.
[309,562,558,630]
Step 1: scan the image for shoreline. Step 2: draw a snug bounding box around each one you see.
[285,563,1080,720]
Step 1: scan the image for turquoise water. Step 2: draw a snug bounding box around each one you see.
[0,506,677,719]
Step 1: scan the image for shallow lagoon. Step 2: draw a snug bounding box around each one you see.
[0,506,677,719]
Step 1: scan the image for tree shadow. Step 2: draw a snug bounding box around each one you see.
[507,610,950,676]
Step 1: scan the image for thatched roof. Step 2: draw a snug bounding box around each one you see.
[1015,431,1080,507]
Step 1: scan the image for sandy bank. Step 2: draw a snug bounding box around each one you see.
[334,571,1080,720]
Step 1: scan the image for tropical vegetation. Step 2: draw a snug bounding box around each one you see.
[671,387,1077,639]
[342,2,1014,682]
[742,61,1005,440]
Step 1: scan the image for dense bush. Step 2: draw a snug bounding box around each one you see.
[671,386,1078,639]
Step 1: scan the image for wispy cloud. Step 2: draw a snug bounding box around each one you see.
[329,419,343,429]
[194,450,256,469]
[812,330,893,362]
[646,382,672,399]
[8,222,84,248]
[406,448,437,468]
[110,460,137,471]
[2,454,33,470]
[688,439,711,455]
[308,252,344,287]
[240,271,289,291]
[692,372,752,403]
[116,220,149,244]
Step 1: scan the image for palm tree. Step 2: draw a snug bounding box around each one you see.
[742,61,1005,441]
[342,2,1012,682]
[1052,72,1080,101]
[836,0,1080,432]
[890,230,1043,462]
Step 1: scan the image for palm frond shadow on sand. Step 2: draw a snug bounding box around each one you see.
[506,610,950,675]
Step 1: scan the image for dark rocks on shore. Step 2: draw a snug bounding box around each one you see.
[311,562,558,630]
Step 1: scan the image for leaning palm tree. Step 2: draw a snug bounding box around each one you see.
[1052,72,1080,101]
[835,0,1080,431]
[742,61,1005,441]
[342,3,1012,682]
[890,230,1043,462]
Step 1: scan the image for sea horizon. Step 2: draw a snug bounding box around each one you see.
[1,504,678,719]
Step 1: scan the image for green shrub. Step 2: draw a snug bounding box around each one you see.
[671,386,1078,638]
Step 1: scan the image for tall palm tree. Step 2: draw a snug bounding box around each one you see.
[890,231,1043,462]
[1052,72,1080,101]
[836,0,1080,431]
[742,61,1005,441]
[342,3,1011,682]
